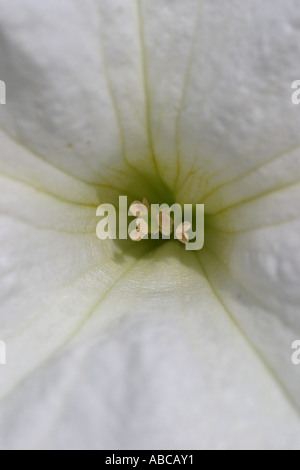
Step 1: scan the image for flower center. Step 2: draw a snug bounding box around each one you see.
[94,168,208,254]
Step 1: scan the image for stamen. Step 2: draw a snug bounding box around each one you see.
[128,198,192,247]
[129,218,148,242]
[176,222,192,244]
[142,198,150,210]
[129,200,148,217]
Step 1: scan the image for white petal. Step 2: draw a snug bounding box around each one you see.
[0,0,161,202]
[138,0,300,204]
[138,0,300,434]
[0,0,300,451]
[1,244,300,450]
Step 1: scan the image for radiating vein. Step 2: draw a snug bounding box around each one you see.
[197,251,300,418]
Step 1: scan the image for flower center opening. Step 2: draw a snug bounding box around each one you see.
[94,166,210,257]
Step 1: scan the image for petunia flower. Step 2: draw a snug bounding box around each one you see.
[0,0,300,450]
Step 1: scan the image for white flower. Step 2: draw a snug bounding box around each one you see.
[0,0,300,450]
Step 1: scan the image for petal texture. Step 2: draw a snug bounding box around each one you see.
[0,0,300,450]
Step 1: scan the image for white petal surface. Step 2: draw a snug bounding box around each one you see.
[0,0,300,450]
[1,243,300,450]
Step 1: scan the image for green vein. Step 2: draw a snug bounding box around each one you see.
[202,142,300,203]
[196,251,300,419]
[204,243,298,334]
[0,245,153,406]
[207,215,300,234]
[209,179,300,217]
[0,171,97,209]
[136,0,159,176]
